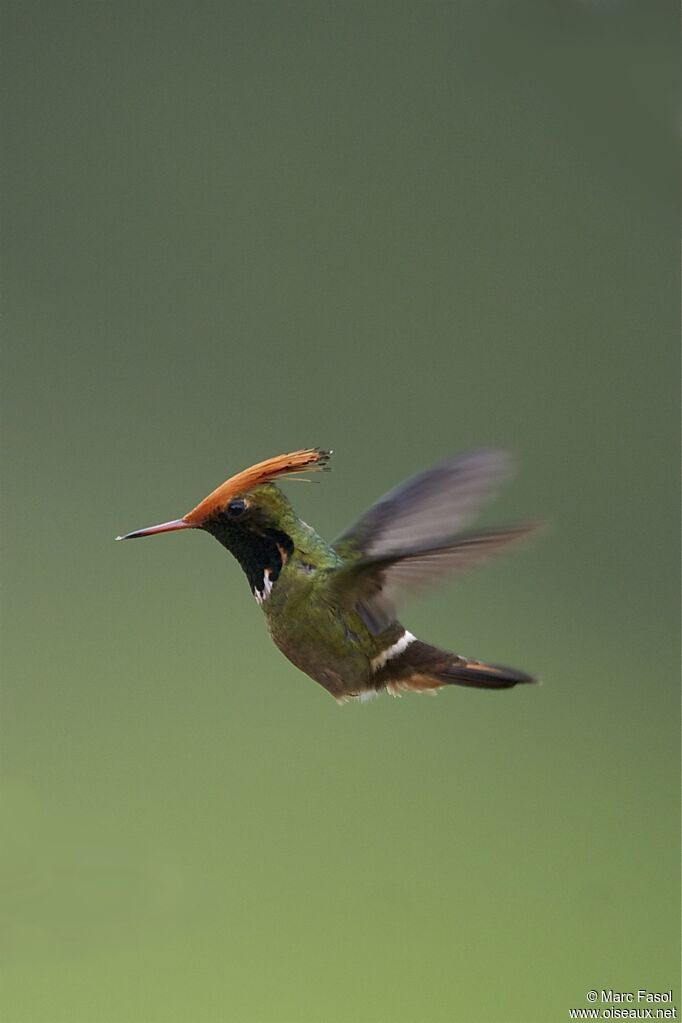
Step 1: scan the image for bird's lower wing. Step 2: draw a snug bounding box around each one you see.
[329,525,537,634]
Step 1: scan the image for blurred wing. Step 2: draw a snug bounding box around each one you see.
[340,525,537,634]
[334,449,514,560]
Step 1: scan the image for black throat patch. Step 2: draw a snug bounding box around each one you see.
[204,516,294,599]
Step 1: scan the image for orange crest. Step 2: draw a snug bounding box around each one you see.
[183,448,331,525]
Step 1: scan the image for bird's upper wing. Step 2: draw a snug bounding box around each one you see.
[334,449,514,560]
[331,450,534,633]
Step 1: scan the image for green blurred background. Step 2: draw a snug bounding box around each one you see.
[2,2,679,1021]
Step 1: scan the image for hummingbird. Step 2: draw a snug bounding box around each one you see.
[117,448,537,703]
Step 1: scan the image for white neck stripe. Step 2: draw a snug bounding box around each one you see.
[254,568,274,606]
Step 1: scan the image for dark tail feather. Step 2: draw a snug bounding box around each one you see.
[440,659,536,690]
[377,638,537,694]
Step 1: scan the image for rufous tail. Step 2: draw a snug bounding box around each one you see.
[437,658,535,689]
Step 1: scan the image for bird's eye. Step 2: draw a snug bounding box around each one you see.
[226,498,247,518]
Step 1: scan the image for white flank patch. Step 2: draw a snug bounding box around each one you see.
[253,569,274,606]
[357,689,381,703]
[370,630,416,672]
[335,688,383,705]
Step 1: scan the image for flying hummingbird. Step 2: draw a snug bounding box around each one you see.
[117,448,537,703]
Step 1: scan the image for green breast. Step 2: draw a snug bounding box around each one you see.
[263,558,377,698]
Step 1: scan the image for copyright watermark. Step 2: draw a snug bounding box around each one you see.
[568,990,677,1019]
